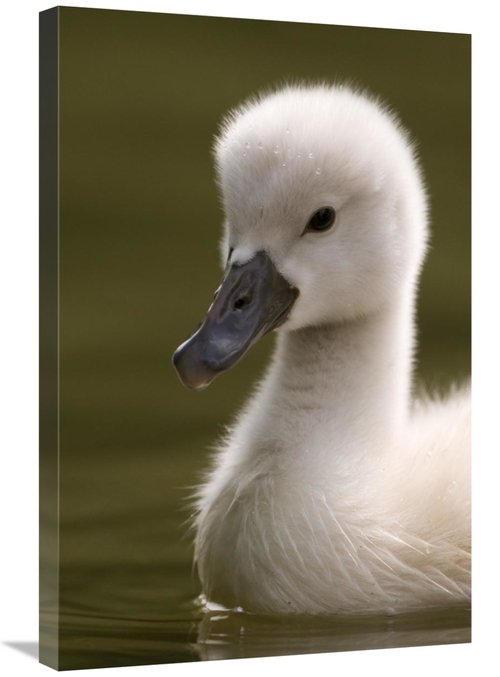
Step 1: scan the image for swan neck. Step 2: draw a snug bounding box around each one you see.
[271,299,414,448]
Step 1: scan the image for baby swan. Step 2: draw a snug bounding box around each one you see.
[173,84,470,616]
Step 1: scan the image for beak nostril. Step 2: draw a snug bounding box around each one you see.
[233,294,252,311]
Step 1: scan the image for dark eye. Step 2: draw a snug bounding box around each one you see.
[305,207,336,233]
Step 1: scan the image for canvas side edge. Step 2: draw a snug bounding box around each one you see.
[39,6,59,671]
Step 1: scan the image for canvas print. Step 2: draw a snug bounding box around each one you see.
[39,6,471,671]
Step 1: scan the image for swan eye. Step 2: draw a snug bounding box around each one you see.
[305,207,336,233]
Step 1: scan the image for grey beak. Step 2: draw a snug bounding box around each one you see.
[172,250,298,390]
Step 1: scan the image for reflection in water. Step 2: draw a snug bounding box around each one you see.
[52,594,470,669]
[194,605,470,661]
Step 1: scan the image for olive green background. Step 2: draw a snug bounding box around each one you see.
[52,6,470,670]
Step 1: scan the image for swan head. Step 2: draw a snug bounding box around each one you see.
[173,84,428,390]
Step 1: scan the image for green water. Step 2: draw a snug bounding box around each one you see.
[41,8,470,670]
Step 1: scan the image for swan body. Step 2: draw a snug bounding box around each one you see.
[174,84,470,615]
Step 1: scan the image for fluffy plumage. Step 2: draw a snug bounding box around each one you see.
[191,84,470,615]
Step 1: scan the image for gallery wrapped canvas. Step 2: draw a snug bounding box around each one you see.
[39,6,470,671]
